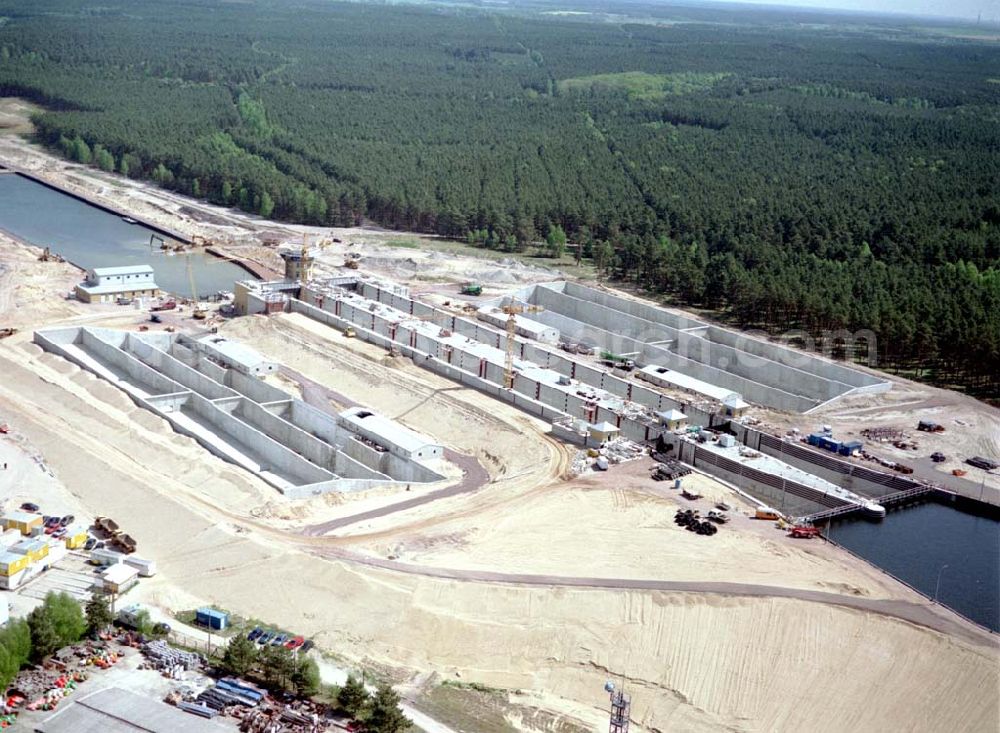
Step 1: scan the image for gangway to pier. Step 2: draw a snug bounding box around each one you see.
[801,484,945,524]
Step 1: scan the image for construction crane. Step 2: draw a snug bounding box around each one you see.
[186,253,207,320]
[501,303,544,389]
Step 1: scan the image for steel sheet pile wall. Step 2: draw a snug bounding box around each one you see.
[735,425,932,498]
[667,434,850,513]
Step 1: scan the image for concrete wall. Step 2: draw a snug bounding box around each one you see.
[182,392,335,486]
[34,326,442,494]
[125,335,236,400]
[80,330,185,397]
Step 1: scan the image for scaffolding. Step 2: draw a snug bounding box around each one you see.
[608,687,631,733]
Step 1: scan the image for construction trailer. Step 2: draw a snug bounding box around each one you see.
[123,555,157,577]
[195,607,229,631]
[90,547,127,567]
[101,563,140,594]
[1,511,43,536]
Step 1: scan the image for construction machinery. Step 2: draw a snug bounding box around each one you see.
[38,246,63,263]
[298,234,334,284]
[0,327,17,339]
[500,303,544,388]
[598,350,635,371]
[460,282,483,296]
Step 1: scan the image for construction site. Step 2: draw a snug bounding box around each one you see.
[0,126,998,733]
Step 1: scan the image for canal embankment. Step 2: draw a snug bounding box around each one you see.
[0,160,272,283]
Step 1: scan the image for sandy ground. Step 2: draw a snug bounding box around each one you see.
[359,463,913,600]
[0,231,85,327]
[1,321,997,731]
[752,379,1000,497]
[1,100,998,731]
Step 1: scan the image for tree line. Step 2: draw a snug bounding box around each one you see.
[0,0,996,397]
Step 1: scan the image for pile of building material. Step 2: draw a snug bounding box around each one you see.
[142,639,201,673]
[651,460,691,482]
[861,427,904,442]
[601,438,646,465]
[569,450,591,476]
[193,677,265,715]
[240,703,327,733]
[13,669,88,712]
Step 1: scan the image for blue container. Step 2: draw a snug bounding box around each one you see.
[196,607,229,630]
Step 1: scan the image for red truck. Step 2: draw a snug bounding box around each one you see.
[151,300,177,312]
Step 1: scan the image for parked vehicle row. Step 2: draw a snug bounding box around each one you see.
[247,626,311,651]
[20,502,97,550]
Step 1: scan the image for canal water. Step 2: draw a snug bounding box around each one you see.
[0,173,249,296]
[829,502,999,631]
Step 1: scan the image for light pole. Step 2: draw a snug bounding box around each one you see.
[934,564,949,603]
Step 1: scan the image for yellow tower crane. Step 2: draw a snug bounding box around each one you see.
[500,304,544,389]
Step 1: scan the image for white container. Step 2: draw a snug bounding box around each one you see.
[90,548,126,566]
[124,555,157,577]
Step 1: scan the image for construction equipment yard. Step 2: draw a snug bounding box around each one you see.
[0,129,998,732]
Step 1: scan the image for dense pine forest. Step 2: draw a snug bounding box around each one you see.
[0,0,998,398]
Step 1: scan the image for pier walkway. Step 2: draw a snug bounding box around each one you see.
[801,484,945,524]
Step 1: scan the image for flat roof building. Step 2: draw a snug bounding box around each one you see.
[477,306,559,344]
[75,265,160,304]
[194,335,278,376]
[36,686,229,733]
[638,365,750,416]
[339,406,443,461]
[101,563,140,594]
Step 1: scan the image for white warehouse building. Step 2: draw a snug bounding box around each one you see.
[74,265,160,304]
[339,406,443,461]
[476,306,559,344]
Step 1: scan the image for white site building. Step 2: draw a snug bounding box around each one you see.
[75,265,160,304]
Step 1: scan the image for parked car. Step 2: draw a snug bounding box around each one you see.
[45,516,61,528]
[248,627,263,642]
[53,528,67,539]
[300,640,314,653]
[20,503,39,513]
[95,541,106,549]
[258,630,274,645]
[285,635,305,650]
[60,515,74,527]
[152,622,171,635]
[84,538,97,551]
[44,526,58,535]
[271,633,287,647]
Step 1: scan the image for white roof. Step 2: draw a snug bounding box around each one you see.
[91,265,155,277]
[658,409,688,421]
[477,306,555,338]
[641,365,748,407]
[197,336,273,370]
[590,421,620,433]
[102,564,139,584]
[340,407,440,455]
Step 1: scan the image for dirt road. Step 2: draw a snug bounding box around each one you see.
[308,545,994,647]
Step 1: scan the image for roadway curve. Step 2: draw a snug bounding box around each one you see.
[309,546,996,647]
